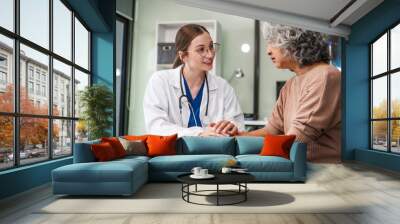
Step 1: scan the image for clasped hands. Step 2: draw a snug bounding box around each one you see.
[199,120,239,137]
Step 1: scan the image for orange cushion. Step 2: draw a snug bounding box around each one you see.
[260,134,296,159]
[101,137,127,158]
[146,134,177,157]
[91,142,118,161]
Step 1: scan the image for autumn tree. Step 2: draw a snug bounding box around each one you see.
[372,99,400,143]
[0,84,60,152]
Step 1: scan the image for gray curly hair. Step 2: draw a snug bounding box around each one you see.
[262,22,330,67]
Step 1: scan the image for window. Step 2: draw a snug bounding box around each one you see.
[0,0,91,170]
[370,23,400,154]
[0,54,7,67]
[0,34,13,113]
[53,0,72,60]
[20,0,49,49]
[0,71,6,85]
[36,83,40,95]
[42,85,46,97]
[28,67,34,80]
[28,81,34,94]
[0,0,14,32]
[0,54,8,88]
[35,70,41,81]
[75,17,90,70]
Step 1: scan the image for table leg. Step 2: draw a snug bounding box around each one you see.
[217,184,219,206]
[195,184,197,192]
[245,183,247,201]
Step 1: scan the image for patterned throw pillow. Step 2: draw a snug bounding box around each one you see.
[118,137,147,156]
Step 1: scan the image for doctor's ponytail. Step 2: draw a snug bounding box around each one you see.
[172,24,209,69]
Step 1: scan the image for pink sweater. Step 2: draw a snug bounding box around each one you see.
[265,64,341,163]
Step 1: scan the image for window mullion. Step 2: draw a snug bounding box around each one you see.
[388,30,391,152]
[48,0,54,160]
[13,0,21,167]
[71,10,76,155]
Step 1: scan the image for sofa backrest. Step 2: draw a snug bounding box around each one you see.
[74,136,301,162]
[73,139,100,163]
[177,136,236,155]
[235,136,264,155]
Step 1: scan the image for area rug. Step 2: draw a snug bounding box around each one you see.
[37,183,362,214]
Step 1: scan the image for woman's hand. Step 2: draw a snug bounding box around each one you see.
[211,120,239,136]
[199,125,224,137]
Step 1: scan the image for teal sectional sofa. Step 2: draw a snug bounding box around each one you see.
[52,136,307,196]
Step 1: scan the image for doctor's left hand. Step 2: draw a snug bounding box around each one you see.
[212,120,239,136]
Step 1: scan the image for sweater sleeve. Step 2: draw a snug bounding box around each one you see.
[287,69,341,143]
[265,83,287,135]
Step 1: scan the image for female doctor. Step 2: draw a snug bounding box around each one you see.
[143,24,244,137]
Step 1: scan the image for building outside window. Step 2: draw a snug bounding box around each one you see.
[0,0,91,170]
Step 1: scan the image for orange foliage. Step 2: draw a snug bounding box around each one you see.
[0,84,60,149]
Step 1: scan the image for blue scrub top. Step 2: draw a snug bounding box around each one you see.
[183,77,205,127]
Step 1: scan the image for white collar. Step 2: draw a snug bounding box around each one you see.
[169,65,218,91]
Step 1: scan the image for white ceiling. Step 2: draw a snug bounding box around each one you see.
[175,0,384,37]
[225,0,352,23]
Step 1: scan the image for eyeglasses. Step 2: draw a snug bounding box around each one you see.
[186,43,221,57]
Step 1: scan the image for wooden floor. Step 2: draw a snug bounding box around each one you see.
[1,162,400,224]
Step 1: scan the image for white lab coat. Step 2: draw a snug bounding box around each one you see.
[143,65,244,137]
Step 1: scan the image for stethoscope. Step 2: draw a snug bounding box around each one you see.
[178,66,210,127]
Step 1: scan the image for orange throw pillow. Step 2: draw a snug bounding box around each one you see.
[146,134,177,157]
[91,142,118,161]
[101,137,127,158]
[260,134,296,159]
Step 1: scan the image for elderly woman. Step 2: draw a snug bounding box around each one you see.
[241,23,341,163]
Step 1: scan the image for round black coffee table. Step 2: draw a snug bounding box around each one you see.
[177,173,255,206]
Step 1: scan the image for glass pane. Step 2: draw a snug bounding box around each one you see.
[53,0,72,60]
[372,33,387,76]
[391,24,400,70]
[20,0,49,49]
[75,120,88,143]
[20,44,49,115]
[53,59,72,117]
[20,117,49,165]
[391,120,400,153]
[392,72,400,118]
[75,18,89,70]
[74,69,89,118]
[0,116,14,170]
[372,77,387,119]
[0,34,14,112]
[372,121,388,151]
[0,0,14,31]
[53,119,72,158]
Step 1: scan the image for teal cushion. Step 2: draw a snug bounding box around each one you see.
[235,136,264,155]
[149,154,235,172]
[177,136,235,155]
[236,155,293,172]
[52,159,147,183]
